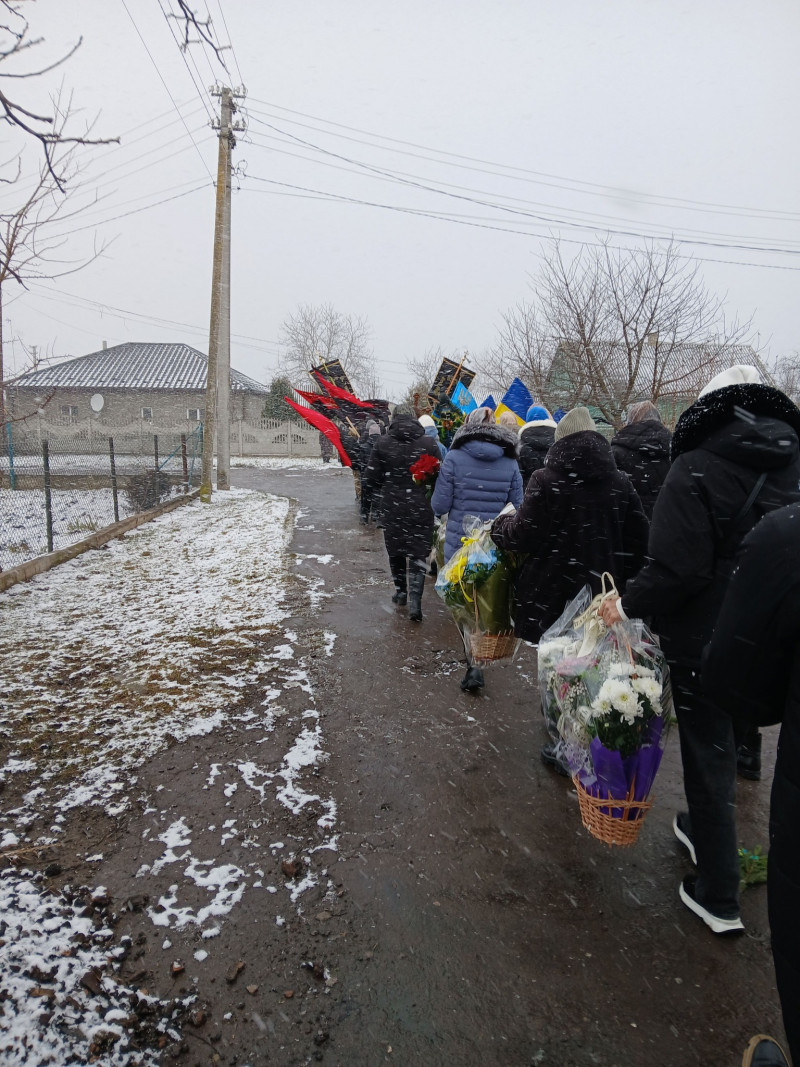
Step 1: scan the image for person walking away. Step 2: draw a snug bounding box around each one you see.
[418,414,447,459]
[600,365,800,936]
[318,431,334,464]
[431,406,523,692]
[491,405,649,771]
[358,419,382,523]
[363,405,441,621]
[702,503,800,1067]
[610,400,672,520]
[517,405,557,488]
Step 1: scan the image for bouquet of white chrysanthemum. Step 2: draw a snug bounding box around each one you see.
[537,582,673,844]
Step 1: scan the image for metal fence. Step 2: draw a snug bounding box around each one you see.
[1,423,202,571]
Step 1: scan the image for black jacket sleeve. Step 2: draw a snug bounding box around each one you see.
[621,454,716,619]
[702,508,800,725]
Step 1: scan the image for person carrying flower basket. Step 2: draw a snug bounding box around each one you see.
[435,518,520,678]
[431,407,523,692]
[537,578,673,847]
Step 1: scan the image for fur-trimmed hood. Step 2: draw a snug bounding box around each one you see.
[520,417,557,432]
[449,421,518,458]
[545,429,618,482]
[672,383,800,465]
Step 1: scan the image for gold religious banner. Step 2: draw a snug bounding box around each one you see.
[428,356,476,405]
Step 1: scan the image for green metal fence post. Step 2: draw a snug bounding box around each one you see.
[109,436,119,523]
[5,420,16,491]
[42,439,53,553]
[181,433,188,493]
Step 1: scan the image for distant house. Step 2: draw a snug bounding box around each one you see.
[6,342,269,429]
[543,339,771,431]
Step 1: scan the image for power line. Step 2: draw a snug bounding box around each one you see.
[48,182,211,239]
[157,0,217,125]
[28,283,286,354]
[240,175,800,273]
[245,119,800,257]
[245,125,800,249]
[213,0,245,87]
[246,97,800,224]
[119,0,214,181]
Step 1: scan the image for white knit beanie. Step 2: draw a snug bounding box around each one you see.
[554,406,596,441]
[418,414,436,428]
[698,364,762,399]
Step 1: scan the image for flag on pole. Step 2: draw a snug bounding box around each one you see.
[284,397,352,466]
[312,371,374,409]
[495,378,533,426]
[294,386,339,412]
[451,381,478,415]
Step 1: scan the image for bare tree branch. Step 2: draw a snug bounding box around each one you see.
[166,0,229,69]
[279,303,375,396]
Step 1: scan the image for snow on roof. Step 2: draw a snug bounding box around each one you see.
[12,342,269,394]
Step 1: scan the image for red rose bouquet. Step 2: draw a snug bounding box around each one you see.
[410,454,441,497]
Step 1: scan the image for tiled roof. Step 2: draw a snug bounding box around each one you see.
[12,342,269,394]
[555,341,771,394]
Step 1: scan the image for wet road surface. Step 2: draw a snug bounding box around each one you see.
[226,463,783,1067]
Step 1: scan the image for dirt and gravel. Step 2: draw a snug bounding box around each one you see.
[1,462,785,1066]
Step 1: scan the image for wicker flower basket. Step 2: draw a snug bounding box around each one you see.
[469,630,517,663]
[573,776,653,847]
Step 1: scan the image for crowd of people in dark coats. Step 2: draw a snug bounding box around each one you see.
[352,368,799,1067]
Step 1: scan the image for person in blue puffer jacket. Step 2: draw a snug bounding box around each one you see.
[431,406,523,692]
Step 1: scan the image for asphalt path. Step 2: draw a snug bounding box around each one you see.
[228,463,784,1067]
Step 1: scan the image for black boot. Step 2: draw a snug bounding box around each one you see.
[389,555,407,606]
[737,729,762,781]
[407,564,426,622]
[460,666,484,692]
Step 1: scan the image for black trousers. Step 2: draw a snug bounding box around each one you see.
[670,662,740,918]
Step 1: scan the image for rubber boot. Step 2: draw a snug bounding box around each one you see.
[407,564,426,622]
[389,555,407,606]
[737,729,762,781]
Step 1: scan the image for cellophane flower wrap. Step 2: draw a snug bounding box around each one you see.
[434,518,519,664]
[409,453,441,498]
[537,585,673,816]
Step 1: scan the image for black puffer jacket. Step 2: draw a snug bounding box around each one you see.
[518,422,556,487]
[611,419,672,518]
[702,504,800,1062]
[491,430,649,643]
[622,383,800,666]
[363,414,440,559]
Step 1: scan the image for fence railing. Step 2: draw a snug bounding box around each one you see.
[1,423,202,571]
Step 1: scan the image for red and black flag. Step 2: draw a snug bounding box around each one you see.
[284,397,352,467]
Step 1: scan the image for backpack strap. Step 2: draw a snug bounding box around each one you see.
[731,471,768,527]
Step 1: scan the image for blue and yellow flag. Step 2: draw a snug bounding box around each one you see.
[495,378,533,426]
[451,381,478,415]
[480,394,496,411]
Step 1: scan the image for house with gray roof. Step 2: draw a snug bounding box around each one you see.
[7,342,269,429]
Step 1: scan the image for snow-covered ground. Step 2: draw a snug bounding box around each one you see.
[0,487,340,1063]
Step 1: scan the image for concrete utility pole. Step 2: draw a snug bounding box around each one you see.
[200,84,246,501]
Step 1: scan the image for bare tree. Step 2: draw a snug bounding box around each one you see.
[0,2,117,188]
[0,116,107,422]
[491,240,755,429]
[771,352,800,406]
[280,303,375,395]
[481,303,559,410]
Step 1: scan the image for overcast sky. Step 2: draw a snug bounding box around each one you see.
[3,0,800,399]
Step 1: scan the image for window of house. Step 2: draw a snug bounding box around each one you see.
[60,404,78,417]
[141,407,153,421]
[187,408,202,421]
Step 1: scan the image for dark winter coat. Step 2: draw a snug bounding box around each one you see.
[702,504,800,1062]
[363,414,440,559]
[622,383,800,667]
[491,430,649,643]
[357,430,380,471]
[518,422,556,488]
[430,422,523,561]
[610,419,672,518]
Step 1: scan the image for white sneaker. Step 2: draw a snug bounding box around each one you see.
[679,876,744,935]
